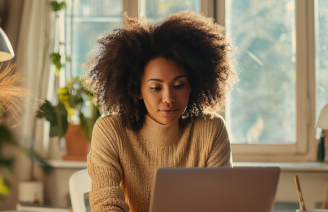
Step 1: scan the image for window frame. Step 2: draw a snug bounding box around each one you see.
[216,0,317,161]
[62,0,318,161]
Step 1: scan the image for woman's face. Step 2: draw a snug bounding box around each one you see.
[140,57,191,125]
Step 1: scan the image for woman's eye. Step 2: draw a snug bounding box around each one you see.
[150,87,161,91]
[174,84,185,88]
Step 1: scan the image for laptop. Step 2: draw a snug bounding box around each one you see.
[149,167,280,212]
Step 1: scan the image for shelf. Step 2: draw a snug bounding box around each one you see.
[47,160,328,172]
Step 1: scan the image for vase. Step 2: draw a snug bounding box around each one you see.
[62,124,90,161]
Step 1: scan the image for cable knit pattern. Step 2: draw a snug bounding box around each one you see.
[87,113,232,212]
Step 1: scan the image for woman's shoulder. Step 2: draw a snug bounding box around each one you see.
[95,114,125,133]
[193,111,226,128]
[191,112,229,144]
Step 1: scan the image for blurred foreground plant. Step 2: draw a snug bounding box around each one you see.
[0,63,52,201]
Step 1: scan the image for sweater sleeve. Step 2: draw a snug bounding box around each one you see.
[87,116,130,212]
[205,115,233,168]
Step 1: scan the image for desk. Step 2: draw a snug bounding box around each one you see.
[45,161,328,209]
[235,162,328,208]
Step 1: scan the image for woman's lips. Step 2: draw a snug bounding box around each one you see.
[159,108,179,116]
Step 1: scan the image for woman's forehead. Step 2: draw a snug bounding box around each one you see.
[143,57,187,80]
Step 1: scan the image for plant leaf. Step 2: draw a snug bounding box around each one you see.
[65,56,71,62]
[36,101,60,137]
[50,53,62,75]
[0,175,10,195]
[0,124,13,144]
[54,103,68,138]
[19,146,53,174]
[50,1,67,12]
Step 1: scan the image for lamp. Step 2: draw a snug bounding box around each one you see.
[0,27,15,62]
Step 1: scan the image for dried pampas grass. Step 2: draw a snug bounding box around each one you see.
[0,62,32,125]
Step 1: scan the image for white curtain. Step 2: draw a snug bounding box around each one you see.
[14,0,56,179]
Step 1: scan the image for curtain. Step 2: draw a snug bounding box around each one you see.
[14,0,56,179]
[0,0,56,209]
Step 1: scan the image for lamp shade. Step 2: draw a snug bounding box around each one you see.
[316,103,328,129]
[0,27,15,62]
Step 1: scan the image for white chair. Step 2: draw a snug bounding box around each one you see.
[69,169,92,212]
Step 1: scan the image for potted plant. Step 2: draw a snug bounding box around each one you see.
[36,77,101,161]
[0,64,52,204]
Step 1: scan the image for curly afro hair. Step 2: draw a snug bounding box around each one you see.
[82,10,238,132]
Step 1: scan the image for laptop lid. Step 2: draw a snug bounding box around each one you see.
[149,167,280,212]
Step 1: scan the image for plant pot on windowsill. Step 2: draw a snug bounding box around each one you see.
[62,123,90,161]
[36,78,101,161]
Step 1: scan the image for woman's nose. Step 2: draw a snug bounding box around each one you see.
[162,88,175,104]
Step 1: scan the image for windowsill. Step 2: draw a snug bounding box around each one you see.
[47,160,328,171]
[47,159,87,168]
[233,162,328,171]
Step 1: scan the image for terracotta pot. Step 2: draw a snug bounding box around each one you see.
[62,124,90,161]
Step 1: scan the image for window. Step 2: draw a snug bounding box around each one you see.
[139,0,201,20]
[61,0,321,160]
[315,0,328,137]
[215,0,313,158]
[225,0,296,144]
[65,0,123,79]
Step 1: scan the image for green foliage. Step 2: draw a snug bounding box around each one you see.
[50,1,69,75]
[79,104,101,141]
[0,123,53,200]
[50,1,67,12]
[50,53,62,75]
[0,175,10,196]
[0,125,13,145]
[37,101,68,138]
[19,146,53,174]
[37,78,101,142]
[65,56,71,62]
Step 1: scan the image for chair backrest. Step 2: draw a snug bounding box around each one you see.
[69,169,92,212]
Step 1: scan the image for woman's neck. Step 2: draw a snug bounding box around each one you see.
[139,114,182,146]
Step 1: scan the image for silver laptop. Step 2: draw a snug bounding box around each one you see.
[149,167,280,212]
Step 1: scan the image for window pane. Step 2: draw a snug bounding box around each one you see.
[139,0,201,20]
[71,0,122,17]
[65,0,122,78]
[315,0,328,137]
[225,0,296,144]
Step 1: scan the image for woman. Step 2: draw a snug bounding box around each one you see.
[83,10,237,212]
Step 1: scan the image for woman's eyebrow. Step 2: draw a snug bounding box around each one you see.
[147,75,188,82]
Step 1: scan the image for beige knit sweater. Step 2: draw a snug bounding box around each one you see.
[87,113,232,212]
